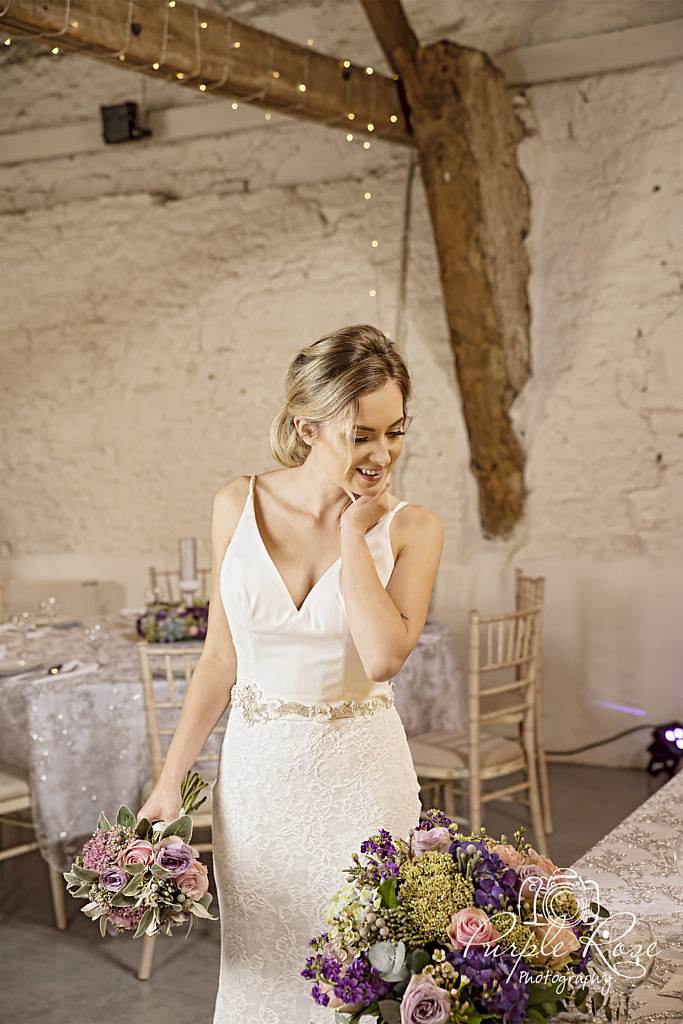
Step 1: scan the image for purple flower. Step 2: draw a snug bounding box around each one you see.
[400,973,450,1024]
[411,827,452,856]
[446,947,530,1024]
[154,836,195,877]
[99,867,128,892]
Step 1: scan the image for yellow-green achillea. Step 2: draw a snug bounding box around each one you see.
[490,911,540,961]
[388,851,475,945]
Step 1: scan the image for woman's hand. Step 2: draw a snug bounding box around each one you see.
[339,470,392,535]
[136,779,184,826]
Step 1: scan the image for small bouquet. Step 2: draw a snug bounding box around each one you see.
[63,771,218,939]
[136,601,209,643]
[303,809,618,1023]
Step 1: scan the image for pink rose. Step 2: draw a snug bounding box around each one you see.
[532,921,581,967]
[176,859,209,900]
[490,843,526,871]
[526,847,559,876]
[117,838,155,868]
[446,907,500,951]
[411,827,452,857]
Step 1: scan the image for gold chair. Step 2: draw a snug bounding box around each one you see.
[148,567,211,604]
[408,606,548,855]
[515,569,552,834]
[136,642,226,981]
[0,770,67,929]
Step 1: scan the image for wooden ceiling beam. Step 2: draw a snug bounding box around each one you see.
[361,0,531,537]
[0,0,415,147]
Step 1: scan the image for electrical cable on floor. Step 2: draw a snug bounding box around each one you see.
[546,723,660,756]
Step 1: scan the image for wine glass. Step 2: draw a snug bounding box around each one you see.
[597,917,656,1020]
[11,610,35,664]
[38,595,60,623]
[83,621,109,667]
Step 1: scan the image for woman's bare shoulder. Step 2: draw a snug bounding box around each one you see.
[393,501,444,555]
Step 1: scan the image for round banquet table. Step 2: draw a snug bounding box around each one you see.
[0,614,465,870]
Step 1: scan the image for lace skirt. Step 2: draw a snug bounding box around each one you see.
[210,700,422,1024]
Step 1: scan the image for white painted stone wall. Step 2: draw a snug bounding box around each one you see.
[1,43,681,768]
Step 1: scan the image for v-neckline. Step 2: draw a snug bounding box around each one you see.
[250,478,394,617]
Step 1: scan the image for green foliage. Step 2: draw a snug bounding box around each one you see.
[115,805,137,829]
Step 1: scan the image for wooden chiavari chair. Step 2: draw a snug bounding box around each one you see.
[408,606,548,855]
[136,642,226,980]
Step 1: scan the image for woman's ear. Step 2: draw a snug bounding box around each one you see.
[293,416,318,448]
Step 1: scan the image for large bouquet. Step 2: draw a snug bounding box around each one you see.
[303,809,613,1024]
[63,772,218,938]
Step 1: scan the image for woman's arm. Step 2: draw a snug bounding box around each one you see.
[137,480,247,823]
[340,504,444,682]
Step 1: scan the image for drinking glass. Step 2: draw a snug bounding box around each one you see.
[38,595,60,622]
[597,918,656,1020]
[11,610,35,663]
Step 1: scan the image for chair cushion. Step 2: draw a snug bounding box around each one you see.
[408,730,524,777]
[140,776,214,818]
[0,770,30,803]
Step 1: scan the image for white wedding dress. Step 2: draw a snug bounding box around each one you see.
[211,474,422,1023]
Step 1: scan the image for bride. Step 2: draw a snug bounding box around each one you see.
[137,324,444,1022]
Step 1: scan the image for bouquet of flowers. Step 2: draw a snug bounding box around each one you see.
[136,601,209,643]
[303,809,615,1024]
[63,771,218,939]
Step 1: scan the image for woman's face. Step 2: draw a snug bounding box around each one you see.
[320,380,409,495]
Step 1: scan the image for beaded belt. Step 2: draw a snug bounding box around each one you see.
[231,681,395,726]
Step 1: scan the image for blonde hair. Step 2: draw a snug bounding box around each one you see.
[269,324,412,474]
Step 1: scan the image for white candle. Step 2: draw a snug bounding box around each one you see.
[179,537,198,584]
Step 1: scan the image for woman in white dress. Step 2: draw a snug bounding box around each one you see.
[137,324,444,1022]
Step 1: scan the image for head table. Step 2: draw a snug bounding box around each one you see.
[0,613,464,872]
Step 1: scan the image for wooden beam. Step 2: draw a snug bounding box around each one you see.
[362,1,530,537]
[0,0,414,147]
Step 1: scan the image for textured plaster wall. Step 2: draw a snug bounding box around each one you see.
[1,47,681,767]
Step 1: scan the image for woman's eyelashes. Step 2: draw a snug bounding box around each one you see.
[353,431,406,444]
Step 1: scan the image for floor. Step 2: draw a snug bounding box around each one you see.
[0,763,663,1024]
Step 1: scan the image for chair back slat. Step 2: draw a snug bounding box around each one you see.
[137,642,223,784]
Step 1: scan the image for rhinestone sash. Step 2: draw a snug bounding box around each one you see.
[231,681,395,725]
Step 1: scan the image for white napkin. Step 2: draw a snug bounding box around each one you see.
[11,659,100,685]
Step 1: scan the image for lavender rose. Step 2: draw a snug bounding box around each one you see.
[154,836,195,877]
[400,973,450,1024]
[410,827,452,857]
[99,866,128,892]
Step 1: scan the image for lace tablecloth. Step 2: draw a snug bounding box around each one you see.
[564,770,683,1022]
[0,615,464,871]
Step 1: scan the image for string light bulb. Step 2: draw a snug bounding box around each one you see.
[367,123,374,131]
[364,192,372,200]
[363,141,371,149]
[306,38,314,46]
[231,101,239,109]
[265,113,272,120]
[152,62,160,70]
[176,71,184,79]
[298,83,306,92]
[118,54,126,61]
[390,115,398,123]
[347,113,355,120]
[199,83,207,91]
[4,38,11,46]
[369,289,377,297]
[346,133,354,142]
[51,46,60,54]
[343,60,351,69]
[365,67,374,75]
[200,21,208,29]
[168,1,175,6]
[233,40,240,48]
[371,239,379,247]
[70,20,79,28]
[272,70,280,78]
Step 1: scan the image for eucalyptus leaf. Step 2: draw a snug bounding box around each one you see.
[110,892,136,907]
[161,815,193,842]
[378,877,398,909]
[378,999,401,1023]
[116,805,137,829]
[133,907,154,939]
[188,901,218,920]
[151,864,171,878]
[135,816,152,839]
[72,864,99,882]
[97,811,112,831]
[123,862,147,875]
[73,882,93,898]
[99,914,108,938]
